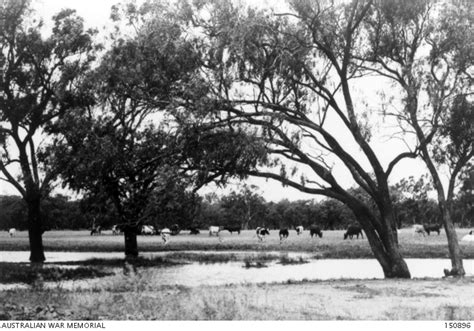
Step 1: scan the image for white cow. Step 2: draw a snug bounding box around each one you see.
[413,224,426,236]
[462,231,474,242]
[8,228,16,237]
[209,226,220,236]
[160,228,171,244]
[296,225,304,235]
[141,225,155,235]
[112,225,122,235]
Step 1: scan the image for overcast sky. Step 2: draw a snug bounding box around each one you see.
[0,0,431,202]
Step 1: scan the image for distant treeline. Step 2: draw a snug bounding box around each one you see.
[1,190,472,231]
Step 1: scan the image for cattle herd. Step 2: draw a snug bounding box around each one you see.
[6,224,474,243]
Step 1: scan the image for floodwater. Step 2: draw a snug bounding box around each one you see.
[0,251,473,290]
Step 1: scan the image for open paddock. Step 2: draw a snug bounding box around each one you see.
[1,228,473,259]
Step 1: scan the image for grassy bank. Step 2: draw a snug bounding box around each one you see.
[1,276,472,320]
[1,229,474,259]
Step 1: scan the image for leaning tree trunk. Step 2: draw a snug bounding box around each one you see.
[26,196,46,263]
[354,207,411,279]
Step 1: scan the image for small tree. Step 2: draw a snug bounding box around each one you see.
[361,0,473,276]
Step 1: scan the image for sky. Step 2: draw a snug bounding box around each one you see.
[0,0,432,202]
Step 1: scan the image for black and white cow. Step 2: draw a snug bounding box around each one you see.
[209,226,220,236]
[296,225,304,235]
[462,230,474,242]
[256,227,270,241]
[160,228,171,244]
[279,229,289,242]
[343,225,363,240]
[112,225,123,235]
[90,225,102,236]
[309,226,323,238]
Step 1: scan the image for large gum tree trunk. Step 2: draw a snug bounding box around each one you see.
[355,208,411,279]
[27,197,46,263]
[442,207,465,276]
[123,225,139,258]
[364,227,411,278]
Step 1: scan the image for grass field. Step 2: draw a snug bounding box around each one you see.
[1,228,474,259]
[1,274,473,320]
[1,228,474,320]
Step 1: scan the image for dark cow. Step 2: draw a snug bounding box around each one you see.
[90,225,101,236]
[344,225,363,240]
[309,226,323,238]
[256,227,270,241]
[423,224,441,236]
[189,227,200,235]
[279,229,289,242]
[170,224,180,236]
[223,226,241,235]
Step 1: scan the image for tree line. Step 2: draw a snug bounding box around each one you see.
[0,0,472,278]
[2,174,472,231]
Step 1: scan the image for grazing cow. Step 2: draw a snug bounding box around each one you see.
[413,224,427,236]
[461,230,474,242]
[189,227,200,235]
[8,228,16,237]
[160,228,171,244]
[141,225,155,235]
[296,225,304,235]
[209,226,220,236]
[256,227,270,241]
[170,224,180,236]
[90,225,101,236]
[344,225,363,240]
[279,229,289,242]
[309,226,323,238]
[112,225,122,235]
[223,226,241,235]
[423,224,442,236]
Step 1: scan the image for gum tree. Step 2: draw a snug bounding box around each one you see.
[0,1,97,262]
[180,0,417,278]
[361,0,473,276]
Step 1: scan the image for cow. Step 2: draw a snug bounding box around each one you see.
[309,226,323,238]
[223,226,241,235]
[296,225,304,235]
[8,228,16,237]
[160,228,171,244]
[141,225,155,235]
[344,225,363,240]
[423,224,442,236]
[256,227,270,241]
[189,227,200,235]
[413,224,427,236]
[90,225,101,236]
[461,231,474,242]
[209,226,220,236]
[112,225,122,235]
[170,224,180,236]
[279,229,289,242]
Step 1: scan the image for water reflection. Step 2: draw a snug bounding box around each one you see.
[1,250,472,290]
